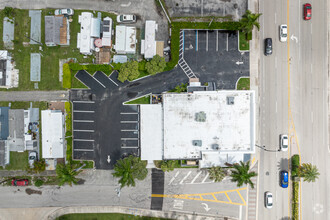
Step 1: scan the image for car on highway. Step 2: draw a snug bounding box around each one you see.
[280,134,288,151]
[280,170,289,188]
[54,8,74,16]
[303,3,312,20]
[11,179,29,186]
[265,192,273,208]
[116,14,136,23]
[279,24,288,42]
[264,38,272,56]
[28,151,38,168]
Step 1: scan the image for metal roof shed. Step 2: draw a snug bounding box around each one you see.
[0,107,10,140]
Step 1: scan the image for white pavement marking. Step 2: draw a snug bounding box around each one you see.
[73,110,95,113]
[120,112,138,114]
[121,138,138,140]
[206,30,208,51]
[73,101,95,103]
[275,57,277,68]
[120,121,138,123]
[74,129,94,132]
[311,111,313,123]
[226,33,229,51]
[239,205,242,220]
[180,171,192,184]
[216,30,218,51]
[169,171,180,185]
[74,149,94,151]
[108,77,119,86]
[121,129,138,132]
[73,120,94,123]
[196,30,198,51]
[92,75,106,88]
[74,139,94,142]
[190,171,202,184]
[275,101,277,113]
[202,173,210,183]
[274,13,276,24]
[121,146,139,149]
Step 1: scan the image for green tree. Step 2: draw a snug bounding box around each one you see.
[112,155,148,188]
[118,61,139,82]
[145,55,166,75]
[160,160,177,172]
[298,163,320,183]
[56,162,82,186]
[32,159,47,173]
[208,166,226,182]
[239,10,262,35]
[3,7,15,18]
[230,161,257,188]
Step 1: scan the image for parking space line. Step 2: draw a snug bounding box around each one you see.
[190,171,202,184]
[120,112,138,114]
[74,129,94,132]
[73,101,95,104]
[74,139,94,142]
[225,192,232,203]
[120,121,138,123]
[196,30,198,51]
[226,33,229,51]
[73,110,95,113]
[202,173,209,183]
[73,120,94,123]
[206,31,208,51]
[73,149,94,151]
[216,30,218,51]
[91,75,106,88]
[180,171,192,184]
[121,138,138,140]
[121,129,138,132]
[121,146,139,149]
[236,190,246,206]
[108,76,119,86]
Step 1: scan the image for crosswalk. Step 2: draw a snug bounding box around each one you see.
[247,162,258,220]
[179,30,196,79]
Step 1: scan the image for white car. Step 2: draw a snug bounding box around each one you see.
[116,14,136,23]
[265,192,273,209]
[28,151,37,168]
[54,9,74,16]
[279,24,287,42]
[280,134,288,151]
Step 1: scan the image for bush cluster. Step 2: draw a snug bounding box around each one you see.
[292,182,299,220]
[291,154,300,178]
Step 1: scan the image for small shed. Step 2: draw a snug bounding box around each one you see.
[30,53,41,82]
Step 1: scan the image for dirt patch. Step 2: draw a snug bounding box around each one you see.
[25,188,42,195]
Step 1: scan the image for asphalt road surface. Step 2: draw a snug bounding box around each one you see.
[258,0,329,219]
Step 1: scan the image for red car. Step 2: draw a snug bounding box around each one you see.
[303,3,312,20]
[12,179,29,186]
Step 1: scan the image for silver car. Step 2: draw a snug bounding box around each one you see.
[28,151,37,168]
[54,9,74,16]
[265,192,273,209]
[279,24,288,42]
[280,134,288,151]
[116,14,136,23]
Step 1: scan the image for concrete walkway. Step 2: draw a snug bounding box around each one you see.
[0,91,69,101]
[0,170,56,177]
[0,206,232,220]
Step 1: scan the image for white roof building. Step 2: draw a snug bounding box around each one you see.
[140,90,255,168]
[141,20,157,59]
[115,25,136,54]
[0,50,18,88]
[41,110,64,159]
[102,17,112,47]
[77,12,101,55]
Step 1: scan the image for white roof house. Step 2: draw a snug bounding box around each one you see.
[102,17,112,47]
[77,12,101,55]
[140,90,256,168]
[141,20,157,59]
[41,110,64,159]
[115,25,136,54]
[0,50,18,88]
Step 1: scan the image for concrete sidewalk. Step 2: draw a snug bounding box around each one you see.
[0,91,69,101]
[0,206,236,220]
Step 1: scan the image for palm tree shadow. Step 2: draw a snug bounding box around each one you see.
[280,217,291,220]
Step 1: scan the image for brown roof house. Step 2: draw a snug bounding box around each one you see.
[45,15,69,46]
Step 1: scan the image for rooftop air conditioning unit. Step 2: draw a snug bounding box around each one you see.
[227,96,234,105]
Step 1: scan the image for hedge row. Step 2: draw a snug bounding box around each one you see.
[292,182,299,220]
[291,154,300,177]
[62,63,71,89]
[65,102,72,162]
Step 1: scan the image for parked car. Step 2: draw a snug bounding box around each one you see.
[280,170,289,188]
[12,179,29,186]
[116,14,136,23]
[264,38,272,56]
[280,134,288,151]
[279,24,288,42]
[265,191,273,208]
[54,8,74,16]
[303,3,312,20]
[28,151,38,167]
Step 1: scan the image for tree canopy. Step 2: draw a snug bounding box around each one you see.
[239,10,262,34]
[145,55,166,75]
[208,166,226,182]
[56,162,82,186]
[230,161,257,188]
[298,163,320,182]
[117,61,139,82]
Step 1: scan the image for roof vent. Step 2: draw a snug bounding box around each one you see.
[192,140,202,147]
[195,111,206,122]
[227,96,235,105]
[212,144,219,150]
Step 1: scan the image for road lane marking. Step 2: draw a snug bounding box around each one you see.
[73,101,95,103]
[74,129,94,132]
[73,110,95,113]
[180,171,192,184]
[190,171,202,184]
[276,101,277,113]
[196,30,198,51]
[121,146,139,149]
[74,120,94,123]
[121,129,138,132]
[206,31,208,51]
[73,149,94,151]
[74,139,94,142]
[275,13,277,24]
[311,111,313,123]
[216,30,218,51]
[226,33,229,51]
[120,121,138,123]
[121,138,138,140]
[120,112,138,114]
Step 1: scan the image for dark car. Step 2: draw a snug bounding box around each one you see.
[280,171,289,188]
[303,3,312,20]
[12,179,29,186]
[264,38,272,56]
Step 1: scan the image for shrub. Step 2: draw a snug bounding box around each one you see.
[138,60,147,71]
[292,182,299,220]
[3,7,15,18]
[32,159,47,173]
[65,102,72,132]
[62,63,71,89]
[85,64,112,75]
[34,179,44,187]
[291,155,300,177]
[112,62,122,71]
[69,63,85,71]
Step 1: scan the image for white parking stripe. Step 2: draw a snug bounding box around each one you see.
[74,130,94,132]
[120,121,138,123]
[74,120,94,123]
[202,173,210,183]
[121,146,139,149]
[190,171,202,184]
[169,171,180,185]
[206,30,208,51]
[74,149,94,151]
[120,112,138,114]
[216,30,218,51]
[121,129,138,132]
[180,171,192,184]
[108,76,119,86]
[226,33,229,51]
[74,139,94,142]
[73,101,95,103]
[73,110,95,113]
[92,75,106,88]
[196,30,198,51]
[121,138,138,140]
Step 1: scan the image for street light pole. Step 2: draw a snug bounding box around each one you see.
[255,144,280,152]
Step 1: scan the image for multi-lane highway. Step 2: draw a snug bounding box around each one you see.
[257,0,328,219]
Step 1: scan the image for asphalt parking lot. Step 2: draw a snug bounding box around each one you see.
[180,29,249,89]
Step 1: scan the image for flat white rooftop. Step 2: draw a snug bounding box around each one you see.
[142,20,156,59]
[163,91,255,160]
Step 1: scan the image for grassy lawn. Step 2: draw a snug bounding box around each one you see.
[125,95,150,104]
[57,213,170,220]
[236,77,250,90]
[239,31,250,51]
[5,151,29,170]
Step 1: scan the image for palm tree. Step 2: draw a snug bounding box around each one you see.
[208,166,226,182]
[112,155,148,188]
[298,163,320,182]
[56,162,82,186]
[239,10,262,34]
[230,161,257,188]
